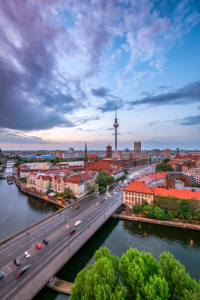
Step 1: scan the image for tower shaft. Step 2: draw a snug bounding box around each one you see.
[113,101,119,158]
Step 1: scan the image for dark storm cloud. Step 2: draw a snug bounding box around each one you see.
[0,0,85,131]
[0,130,52,144]
[128,81,200,107]
[98,100,124,113]
[91,87,110,98]
[179,115,200,126]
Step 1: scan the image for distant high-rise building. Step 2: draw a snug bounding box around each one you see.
[165,148,170,159]
[68,147,74,153]
[106,144,112,159]
[134,142,141,153]
[84,142,88,169]
[53,150,64,159]
[153,149,160,156]
[124,148,129,152]
[176,148,180,156]
[113,101,119,158]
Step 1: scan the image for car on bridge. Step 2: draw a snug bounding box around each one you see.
[69,229,76,234]
[36,243,42,249]
[74,221,81,226]
[16,265,31,277]
[14,258,21,266]
[23,251,30,259]
[43,239,49,245]
[0,270,4,280]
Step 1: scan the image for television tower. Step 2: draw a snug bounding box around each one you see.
[113,101,119,158]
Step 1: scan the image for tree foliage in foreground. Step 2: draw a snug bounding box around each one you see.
[70,247,200,300]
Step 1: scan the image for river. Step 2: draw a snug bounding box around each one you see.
[0,162,57,241]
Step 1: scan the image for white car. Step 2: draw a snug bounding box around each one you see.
[23,251,30,259]
[74,221,81,226]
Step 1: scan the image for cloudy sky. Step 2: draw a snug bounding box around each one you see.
[0,0,200,151]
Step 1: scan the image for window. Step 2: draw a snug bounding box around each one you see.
[135,198,137,202]
[129,192,131,195]
[145,194,147,198]
[132,197,134,201]
[126,196,128,200]
[142,194,143,197]
[148,195,150,198]
[138,194,140,196]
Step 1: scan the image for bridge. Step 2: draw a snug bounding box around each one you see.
[0,188,123,300]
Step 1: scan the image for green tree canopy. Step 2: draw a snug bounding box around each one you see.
[143,205,154,216]
[95,171,115,187]
[154,206,166,220]
[162,158,170,164]
[155,163,174,172]
[70,247,200,300]
[64,187,72,197]
[132,203,143,214]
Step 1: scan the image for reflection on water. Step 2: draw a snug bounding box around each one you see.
[34,218,200,300]
[0,163,57,240]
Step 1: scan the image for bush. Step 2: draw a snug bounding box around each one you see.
[132,203,143,214]
[98,186,104,191]
[143,205,154,216]
[166,210,174,220]
[154,206,166,220]
[194,208,200,220]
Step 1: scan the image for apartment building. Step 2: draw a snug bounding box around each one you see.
[123,182,154,207]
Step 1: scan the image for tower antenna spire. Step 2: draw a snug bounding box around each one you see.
[113,101,119,158]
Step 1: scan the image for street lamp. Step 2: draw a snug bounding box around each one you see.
[27,209,29,235]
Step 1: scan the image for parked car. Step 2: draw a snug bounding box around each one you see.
[23,252,30,259]
[14,258,21,266]
[69,229,76,234]
[36,243,42,249]
[43,239,49,245]
[75,206,79,209]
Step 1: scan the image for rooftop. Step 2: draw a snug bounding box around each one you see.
[124,181,154,194]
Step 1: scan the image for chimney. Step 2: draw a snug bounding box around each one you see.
[143,181,145,183]
[191,189,195,192]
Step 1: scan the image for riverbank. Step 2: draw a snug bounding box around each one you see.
[14,175,66,209]
[114,209,200,231]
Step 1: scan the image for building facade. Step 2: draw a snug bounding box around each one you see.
[134,142,141,153]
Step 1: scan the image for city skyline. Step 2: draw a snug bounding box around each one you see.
[0,0,200,150]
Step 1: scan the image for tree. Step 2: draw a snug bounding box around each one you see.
[154,206,166,220]
[88,182,98,193]
[162,158,170,164]
[132,203,143,214]
[95,171,115,188]
[64,187,72,197]
[159,252,200,299]
[155,162,174,172]
[194,208,200,221]
[143,205,154,216]
[166,210,174,220]
[71,247,200,300]
[178,198,191,218]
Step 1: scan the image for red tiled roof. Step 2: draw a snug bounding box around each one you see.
[37,175,51,180]
[135,172,167,185]
[68,172,93,184]
[173,155,199,160]
[86,161,112,171]
[150,187,200,200]
[88,154,98,159]
[124,181,154,194]
[167,161,180,165]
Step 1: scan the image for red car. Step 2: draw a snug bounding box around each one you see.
[68,229,76,235]
[36,243,42,249]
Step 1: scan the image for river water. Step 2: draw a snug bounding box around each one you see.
[0,162,57,241]
[1,163,200,300]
